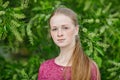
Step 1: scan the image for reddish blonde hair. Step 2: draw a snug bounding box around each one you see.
[49,7,101,80]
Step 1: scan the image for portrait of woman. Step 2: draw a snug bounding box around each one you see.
[38,7,101,80]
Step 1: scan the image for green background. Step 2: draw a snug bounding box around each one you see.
[0,0,120,80]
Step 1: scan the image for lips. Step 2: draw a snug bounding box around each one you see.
[57,39,65,42]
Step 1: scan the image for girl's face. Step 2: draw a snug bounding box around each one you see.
[50,14,79,48]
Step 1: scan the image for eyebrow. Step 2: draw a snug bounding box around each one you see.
[62,24,69,26]
[51,24,69,27]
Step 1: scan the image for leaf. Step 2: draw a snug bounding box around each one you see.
[103,2,112,14]
[12,13,26,19]
[26,14,40,45]
[108,60,120,67]
[83,1,91,11]
[0,27,3,39]
[13,7,24,11]
[10,22,23,42]
[21,69,27,76]
[82,28,88,33]
[0,18,2,23]
[107,67,119,72]
[0,11,5,16]
[94,56,102,67]
[94,47,104,56]
[12,74,17,80]
[0,0,3,5]
[19,69,29,79]
[32,7,41,11]
[11,20,20,27]
[96,8,102,17]
[31,73,37,80]
[2,1,9,8]
[110,72,116,78]
[83,19,94,23]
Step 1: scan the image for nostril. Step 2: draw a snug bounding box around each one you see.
[57,30,63,37]
[57,34,63,37]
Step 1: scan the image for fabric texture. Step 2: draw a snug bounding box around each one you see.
[38,58,97,80]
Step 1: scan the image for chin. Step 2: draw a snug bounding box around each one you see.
[56,43,69,48]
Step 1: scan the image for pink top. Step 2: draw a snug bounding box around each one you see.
[38,59,97,80]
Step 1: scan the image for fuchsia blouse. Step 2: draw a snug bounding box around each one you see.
[38,59,97,80]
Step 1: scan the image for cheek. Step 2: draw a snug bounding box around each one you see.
[66,29,76,37]
[50,32,57,40]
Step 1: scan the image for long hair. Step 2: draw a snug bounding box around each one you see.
[71,35,91,80]
[49,7,100,80]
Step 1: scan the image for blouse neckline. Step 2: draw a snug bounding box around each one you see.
[53,58,71,68]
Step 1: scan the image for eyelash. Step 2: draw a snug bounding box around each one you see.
[51,27,69,31]
[63,27,69,29]
[51,28,57,31]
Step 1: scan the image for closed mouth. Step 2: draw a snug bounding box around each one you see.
[57,39,65,42]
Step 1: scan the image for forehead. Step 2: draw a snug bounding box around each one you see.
[50,14,73,26]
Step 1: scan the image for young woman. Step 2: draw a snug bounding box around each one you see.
[38,7,101,80]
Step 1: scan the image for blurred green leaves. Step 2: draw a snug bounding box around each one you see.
[0,0,120,80]
[0,55,44,80]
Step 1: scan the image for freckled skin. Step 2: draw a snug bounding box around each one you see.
[50,14,78,48]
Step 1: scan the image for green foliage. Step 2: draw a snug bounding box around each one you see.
[107,60,120,80]
[0,55,44,80]
[0,0,120,80]
[0,0,26,50]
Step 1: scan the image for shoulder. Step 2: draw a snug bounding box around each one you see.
[38,58,55,79]
[90,60,101,80]
[91,61,97,75]
[39,58,55,69]
[38,58,55,74]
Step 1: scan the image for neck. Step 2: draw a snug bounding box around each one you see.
[55,44,75,66]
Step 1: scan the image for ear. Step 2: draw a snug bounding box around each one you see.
[75,25,79,35]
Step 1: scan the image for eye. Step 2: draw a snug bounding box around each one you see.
[51,28,58,31]
[63,26,69,30]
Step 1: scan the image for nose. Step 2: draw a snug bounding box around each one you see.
[57,29,63,37]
